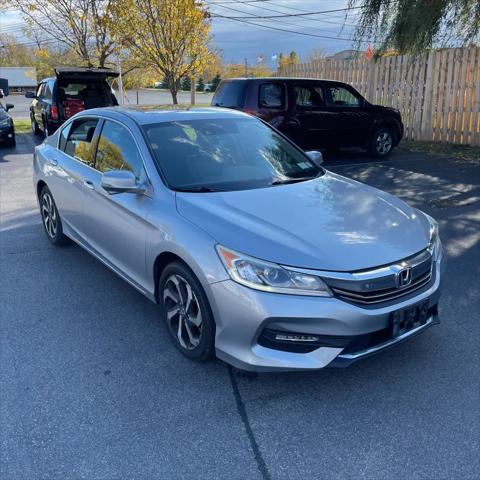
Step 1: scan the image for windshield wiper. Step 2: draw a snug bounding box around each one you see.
[175,186,225,193]
[271,176,316,186]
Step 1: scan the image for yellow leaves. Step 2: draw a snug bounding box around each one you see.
[37,49,51,59]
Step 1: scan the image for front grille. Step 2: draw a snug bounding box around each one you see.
[323,249,434,306]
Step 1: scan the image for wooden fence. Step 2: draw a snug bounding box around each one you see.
[279,47,480,146]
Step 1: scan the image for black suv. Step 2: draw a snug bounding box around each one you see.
[211,78,404,157]
[26,67,118,136]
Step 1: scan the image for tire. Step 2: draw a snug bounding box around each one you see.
[369,127,394,158]
[39,186,70,246]
[6,135,16,147]
[158,261,215,361]
[31,115,42,135]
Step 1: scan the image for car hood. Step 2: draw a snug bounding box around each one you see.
[176,172,430,271]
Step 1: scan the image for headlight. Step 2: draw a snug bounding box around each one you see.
[0,118,11,127]
[216,245,332,296]
[425,214,440,255]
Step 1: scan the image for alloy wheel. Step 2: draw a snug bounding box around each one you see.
[376,131,393,155]
[163,274,203,350]
[41,192,57,239]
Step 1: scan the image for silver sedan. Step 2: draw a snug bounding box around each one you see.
[33,107,443,371]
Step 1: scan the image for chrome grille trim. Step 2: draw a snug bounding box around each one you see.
[331,269,433,305]
[318,248,434,305]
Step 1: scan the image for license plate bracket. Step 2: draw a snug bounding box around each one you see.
[391,300,429,338]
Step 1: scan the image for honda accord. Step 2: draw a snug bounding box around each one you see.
[33,107,443,371]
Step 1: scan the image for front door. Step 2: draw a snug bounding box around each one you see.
[323,83,373,147]
[80,119,150,289]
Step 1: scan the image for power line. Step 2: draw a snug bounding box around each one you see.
[212,14,369,43]
[210,6,365,20]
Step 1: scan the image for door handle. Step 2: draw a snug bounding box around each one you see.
[83,180,95,190]
[49,158,58,166]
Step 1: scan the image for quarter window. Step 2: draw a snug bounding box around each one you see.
[259,83,285,108]
[326,85,361,107]
[64,118,99,166]
[294,85,325,107]
[58,122,72,151]
[96,120,143,179]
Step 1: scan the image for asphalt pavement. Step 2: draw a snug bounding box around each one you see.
[1,132,479,480]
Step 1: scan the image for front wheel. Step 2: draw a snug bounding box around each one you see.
[159,262,215,361]
[369,127,394,158]
[39,186,69,246]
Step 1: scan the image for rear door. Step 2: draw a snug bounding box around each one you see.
[33,83,46,126]
[256,81,288,129]
[55,68,118,119]
[49,117,101,237]
[289,80,331,149]
[323,83,373,146]
[80,118,150,288]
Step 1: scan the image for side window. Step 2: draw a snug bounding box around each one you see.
[36,83,45,98]
[64,118,99,166]
[326,85,361,107]
[44,82,53,100]
[259,83,285,108]
[58,122,72,151]
[294,84,325,108]
[96,120,143,179]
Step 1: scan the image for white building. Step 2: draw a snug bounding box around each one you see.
[0,67,37,92]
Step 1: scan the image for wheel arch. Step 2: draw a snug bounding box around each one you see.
[153,251,191,303]
[36,179,47,199]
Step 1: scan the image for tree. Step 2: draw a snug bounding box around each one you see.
[306,48,326,63]
[211,73,221,91]
[288,51,300,65]
[349,0,480,54]
[13,0,116,67]
[196,76,205,92]
[111,0,213,104]
[181,77,191,91]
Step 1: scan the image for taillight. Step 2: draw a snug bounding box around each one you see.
[50,105,59,121]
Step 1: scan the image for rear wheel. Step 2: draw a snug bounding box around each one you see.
[31,115,42,135]
[159,261,215,361]
[369,127,394,158]
[39,186,69,246]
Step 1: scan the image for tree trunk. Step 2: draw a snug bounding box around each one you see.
[170,87,178,105]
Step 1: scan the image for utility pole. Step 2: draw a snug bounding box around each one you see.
[191,74,196,106]
[244,58,248,77]
[117,57,124,105]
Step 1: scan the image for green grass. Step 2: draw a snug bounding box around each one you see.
[14,119,31,134]
[399,139,480,162]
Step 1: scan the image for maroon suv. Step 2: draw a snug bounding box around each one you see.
[211,77,404,158]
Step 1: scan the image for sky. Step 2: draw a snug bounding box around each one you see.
[1,0,361,68]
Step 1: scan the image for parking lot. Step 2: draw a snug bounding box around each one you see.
[1,132,479,479]
[6,90,215,120]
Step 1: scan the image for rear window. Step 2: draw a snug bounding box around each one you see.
[211,81,247,108]
[259,83,285,108]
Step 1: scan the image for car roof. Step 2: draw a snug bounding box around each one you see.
[76,106,251,125]
[222,77,349,84]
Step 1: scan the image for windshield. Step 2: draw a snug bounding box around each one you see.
[143,117,322,191]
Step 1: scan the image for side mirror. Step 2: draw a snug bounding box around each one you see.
[5,103,14,112]
[305,150,323,166]
[25,91,36,99]
[101,170,146,194]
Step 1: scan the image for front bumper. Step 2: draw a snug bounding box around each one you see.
[208,253,442,372]
[0,125,14,142]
